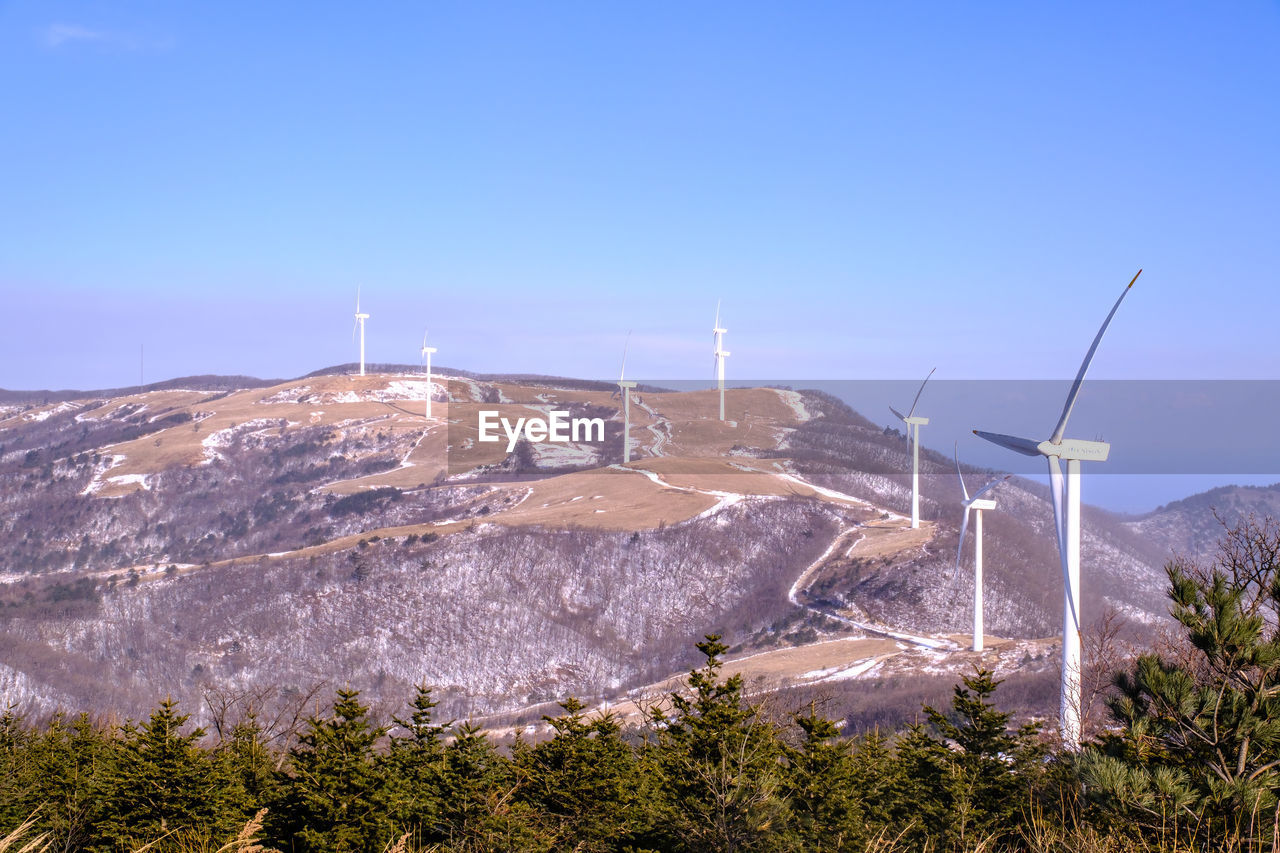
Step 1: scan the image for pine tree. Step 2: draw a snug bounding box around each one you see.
[649,635,789,853]
[1082,516,1280,847]
[844,728,904,836]
[781,707,866,852]
[31,713,118,852]
[0,705,33,830]
[385,684,449,843]
[920,669,1045,847]
[515,697,654,851]
[272,687,392,853]
[435,721,546,851]
[212,713,279,836]
[96,697,219,850]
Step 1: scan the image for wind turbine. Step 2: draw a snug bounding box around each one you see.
[353,288,370,377]
[889,368,935,529]
[617,332,637,463]
[713,301,730,421]
[420,330,438,420]
[954,444,1009,653]
[974,269,1142,747]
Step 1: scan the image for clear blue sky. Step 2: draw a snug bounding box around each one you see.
[2,2,1277,509]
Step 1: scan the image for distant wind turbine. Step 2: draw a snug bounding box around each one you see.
[617,332,637,463]
[974,269,1142,747]
[420,330,438,420]
[889,368,935,529]
[954,444,1009,653]
[353,288,370,377]
[713,301,730,422]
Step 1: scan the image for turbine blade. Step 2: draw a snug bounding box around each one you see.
[356,285,361,313]
[973,429,1043,457]
[954,441,969,502]
[889,405,908,424]
[620,330,631,381]
[955,506,972,578]
[907,367,936,419]
[714,299,721,331]
[1047,456,1080,633]
[971,474,1011,501]
[1050,269,1141,443]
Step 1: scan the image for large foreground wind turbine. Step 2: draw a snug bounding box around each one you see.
[353,288,370,377]
[617,332,637,463]
[420,330,438,419]
[974,269,1141,747]
[890,368,935,529]
[712,301,730,421]
[954,444,1008,653]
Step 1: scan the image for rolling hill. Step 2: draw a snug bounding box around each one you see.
[0,367,1261,733]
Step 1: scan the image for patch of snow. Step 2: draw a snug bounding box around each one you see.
[530,441,598,468]
[108,473,150,489]
[259,385,311,404]
[775,389,812,422]
[22,402,76,422]
[201,418,279,464]
[81,454,127,496]
[805,656,887,682]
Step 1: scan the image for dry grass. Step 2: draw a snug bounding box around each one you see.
[89,374,444,497]
[486,466,717,530]
[0,815,50,853]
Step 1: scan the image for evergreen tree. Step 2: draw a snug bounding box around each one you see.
[272,687,392,853]
[212,713,278,834]
[515,697,654,851]
[844,729,905,837]
[890,720,955,845]
[0,705,34,830]
[24,713,120,852]
[30,713,119,852]
[920,669,1045,847]
[1082,516,1280,847]
[435,721,546,851]
[649,635,789,853]
[96,698,219,851]
[780,707,866,852]
[385,684,448,843]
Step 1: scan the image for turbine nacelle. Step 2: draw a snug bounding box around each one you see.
[965,497,997,511]
[973,430,1109,462]
[903,415,929,426]
[617,380,637,389]
[1041,438,1110,462]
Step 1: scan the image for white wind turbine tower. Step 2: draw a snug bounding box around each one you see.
[353,288,371,377]
[954,443,1009,653]
[420,330,438,420]
[616,332,637,463]
[889,368,935,529]
[712,301,730,422]
[974,269,1142,747]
